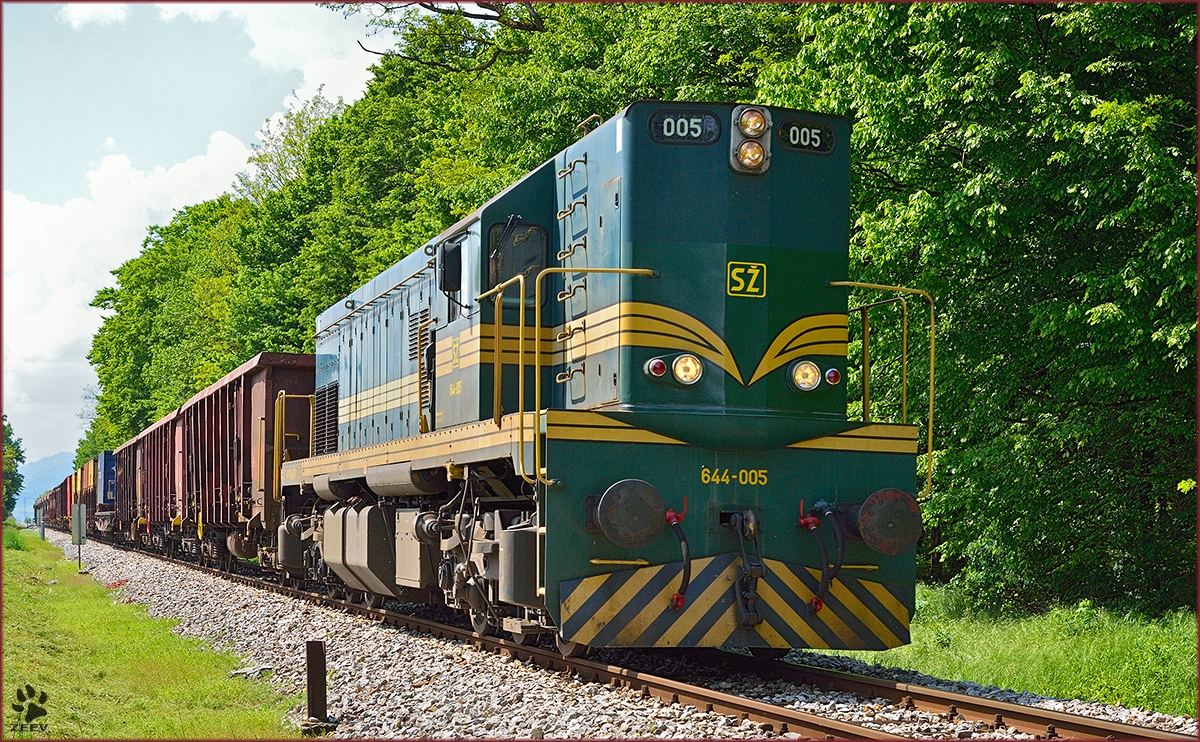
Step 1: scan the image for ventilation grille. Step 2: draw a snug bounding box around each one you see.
[408,308,432,409]
[313,382,339,456]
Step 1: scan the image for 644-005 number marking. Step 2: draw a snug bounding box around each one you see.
[701,467,769,485]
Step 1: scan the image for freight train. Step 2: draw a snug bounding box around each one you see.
[39,101,932,659]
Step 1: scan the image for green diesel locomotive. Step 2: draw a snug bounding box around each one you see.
[275,100,931,657]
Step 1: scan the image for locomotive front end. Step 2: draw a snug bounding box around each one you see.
[537,101,925,652]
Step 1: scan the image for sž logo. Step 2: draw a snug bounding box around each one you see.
[10,684,49,734]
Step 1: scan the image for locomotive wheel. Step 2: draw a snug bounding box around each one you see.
[358,591,384,610]
[555,633,588,659]
[509,630,537,646]
[470,610,496,636]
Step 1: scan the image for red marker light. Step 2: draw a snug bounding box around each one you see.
[825,368,841,385]
[647,358,667,377]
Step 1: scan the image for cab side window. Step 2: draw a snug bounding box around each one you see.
[488,220,547,306]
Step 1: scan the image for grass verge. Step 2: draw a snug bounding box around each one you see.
[813,583,1197,718]
[2,526,301,738]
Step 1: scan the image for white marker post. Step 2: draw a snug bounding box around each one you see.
[71,502,86,571]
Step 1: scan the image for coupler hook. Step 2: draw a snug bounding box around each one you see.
[731,509,767,628]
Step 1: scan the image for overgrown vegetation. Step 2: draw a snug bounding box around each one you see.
[75,4,1195,615]
[815,584,1198,717]
[4,415,26,516]
[2,528,299,738]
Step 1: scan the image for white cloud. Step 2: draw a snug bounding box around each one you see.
[156,4,375,106]
[56,3,129,29]
[103,136,116,151]
[2,133,251,461]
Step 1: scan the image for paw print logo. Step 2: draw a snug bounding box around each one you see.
[11,684,48,723]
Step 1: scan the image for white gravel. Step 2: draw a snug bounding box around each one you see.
[51,534,1196,739]
[50,534,765,739]
[782,651,1197,736]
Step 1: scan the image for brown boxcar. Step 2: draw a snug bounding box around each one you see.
[181,352,314,552]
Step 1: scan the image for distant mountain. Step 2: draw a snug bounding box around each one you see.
[14,451,75,522]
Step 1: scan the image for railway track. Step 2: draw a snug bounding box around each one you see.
[703,651,1194,741]
[79,538,1193,741]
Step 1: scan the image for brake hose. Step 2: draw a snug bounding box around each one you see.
[666,497,690,610]
[806,501,846,613]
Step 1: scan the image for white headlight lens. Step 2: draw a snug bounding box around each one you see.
[737,140,765,168]
[738,108,767,137]
[672,354,703,385]
[792,361,821,391]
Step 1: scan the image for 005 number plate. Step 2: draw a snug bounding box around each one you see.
[778,120,836,154]
[648,110,721,145]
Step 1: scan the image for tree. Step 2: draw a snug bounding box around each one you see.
[758,3,1196,612]
[3,415,26,518]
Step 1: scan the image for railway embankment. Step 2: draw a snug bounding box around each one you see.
[1,526,297,738]
[41,531,771,739]
[33,529,1198,740]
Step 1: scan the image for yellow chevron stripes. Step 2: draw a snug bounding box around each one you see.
[544,411,686,445]
[748,313,849,385]
[575,302,746,385]
[557,554,910,649]
[338,304,847,424]
[788,424,919,455]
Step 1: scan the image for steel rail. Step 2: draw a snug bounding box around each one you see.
[112,544,898,740]
[708,651,1193,741]
[63,531,1192,742]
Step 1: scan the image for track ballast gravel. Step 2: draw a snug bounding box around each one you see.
[50,533,1196,739]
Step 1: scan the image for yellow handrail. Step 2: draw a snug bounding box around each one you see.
[830,281,934,498]
[533,267,658,487]
[273,391,315,503]
[849,295,909,423]
[475,273,535,484]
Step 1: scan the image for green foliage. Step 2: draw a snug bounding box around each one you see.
[80,4,1195,615]
[757,3,1196,613]
[5,525,28,551]
[4,415,26,518]
[818,584,1198,717]
[3,531,299,736]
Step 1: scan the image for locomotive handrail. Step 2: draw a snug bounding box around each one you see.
[533,267,659,487]
[312,258,435,339]
[475,273,536,485]
[273,391,315,503]
[829,281,934,498]
[849,296,909,424]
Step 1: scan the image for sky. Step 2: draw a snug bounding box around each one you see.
[3,3,383,463]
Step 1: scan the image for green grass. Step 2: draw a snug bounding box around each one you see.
[2,526,301,738]
[813,583,1197,718]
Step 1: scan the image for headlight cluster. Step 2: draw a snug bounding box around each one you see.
[645,354,703,386]
[790,360,842,392]
[730,105,772,174]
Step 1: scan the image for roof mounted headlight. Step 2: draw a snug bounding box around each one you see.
[737,140,765,169]
[730,104,772,174]
[738,108,767,137]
